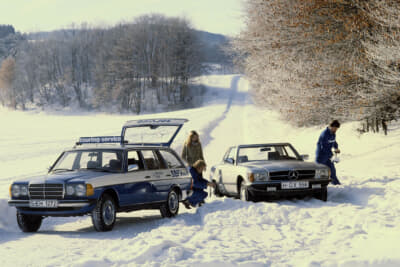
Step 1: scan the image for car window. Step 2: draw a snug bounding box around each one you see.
[55,152,76,170]
[141,150,161,170]
[159,150,183,169]
[238,145,299,161]
[223,148,230,160]
[102,152,118,168]
[127,151,144,170]
[227,147,236,160]
[52,150,123,172]
[80,151,100,169]
[281,146,297,159]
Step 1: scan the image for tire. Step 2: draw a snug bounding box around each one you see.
[315,187,328,202]
[91,194,117,232]
[239,181,252,201]
[16,211,43,232]
[213,180,224,197]
[160,190,180,218]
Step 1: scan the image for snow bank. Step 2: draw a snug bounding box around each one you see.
[0,198,17,232]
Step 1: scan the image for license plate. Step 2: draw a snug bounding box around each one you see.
[281,181,309,189]
[29,200,58,208]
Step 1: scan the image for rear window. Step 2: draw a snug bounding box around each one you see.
[159,150,183,169]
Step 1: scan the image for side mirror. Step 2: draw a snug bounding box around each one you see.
[224,158,234,165]
[128,164,139,172]
[301,154,309,161]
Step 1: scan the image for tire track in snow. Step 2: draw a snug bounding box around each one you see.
[200,75,241,149]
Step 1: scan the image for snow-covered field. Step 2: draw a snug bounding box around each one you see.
[0,74,399,266]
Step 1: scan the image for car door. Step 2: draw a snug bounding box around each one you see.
[219,147,238,194]
[138,149,167,203]
[118,150,153,206]
[152,149,188,202]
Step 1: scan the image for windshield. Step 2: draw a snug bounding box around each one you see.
[52,150,123,172]
[124,125,179,145]
[237,145,300,163]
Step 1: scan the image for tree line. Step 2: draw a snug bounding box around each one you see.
[235,0,400,134]
[0,15,232,113]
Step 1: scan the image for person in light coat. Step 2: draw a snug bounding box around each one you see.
[181,130,204,167]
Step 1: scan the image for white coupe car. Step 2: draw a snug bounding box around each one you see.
[210,143,331,201]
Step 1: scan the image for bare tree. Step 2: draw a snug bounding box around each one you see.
[235,0,400,131]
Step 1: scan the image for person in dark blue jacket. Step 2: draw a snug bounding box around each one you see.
[316,120,341,185]
[183,160,215,208]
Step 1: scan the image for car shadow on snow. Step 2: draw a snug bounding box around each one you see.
[35,214,165,239]
[0,229,30,245]
[167,198,260,227]
[275,186,385,208]
[327,186,385,206]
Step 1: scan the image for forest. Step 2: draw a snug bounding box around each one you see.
[235,0,400,134]
[0,15,232,113]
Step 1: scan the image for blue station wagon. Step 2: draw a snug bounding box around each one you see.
[8,118,192,232]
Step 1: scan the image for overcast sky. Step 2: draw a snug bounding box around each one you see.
[1,0,245,36]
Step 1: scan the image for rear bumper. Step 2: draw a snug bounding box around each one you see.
[8,200,96,216]
[247,179,330,198]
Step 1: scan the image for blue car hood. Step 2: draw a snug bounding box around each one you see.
[16,171,112,184]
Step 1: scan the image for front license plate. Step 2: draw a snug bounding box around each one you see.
[29,200,58,208]
[281,181,309,190]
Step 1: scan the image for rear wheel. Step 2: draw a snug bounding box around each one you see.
[315,187,328,202]
[160,190,179,218]
[91,194,117,232]
[16,212,43,232]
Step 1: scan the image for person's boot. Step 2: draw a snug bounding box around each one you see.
[182,200,192,209]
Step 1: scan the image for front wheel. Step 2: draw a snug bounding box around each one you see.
[17,212,43,232]
[213,180,224,197]
[160,190,180,218]
[315,187,328,202]
[91,194,117,232]
[239,181,252,201]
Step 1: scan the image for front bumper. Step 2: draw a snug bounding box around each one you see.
[247,179,330,199]
[8,199,96,216]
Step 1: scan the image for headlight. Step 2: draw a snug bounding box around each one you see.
[75,184,86,196]
[249,172,269,182]
[66,184,86,196]
[315,169,329,179]
[11,184,20,197]
[66,185,75,195]
[20,185,28,196]
[10,184,27,197]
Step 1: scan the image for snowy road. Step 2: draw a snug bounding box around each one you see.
[0,74,400,266]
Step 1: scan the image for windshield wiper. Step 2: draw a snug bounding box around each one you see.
[80,168,112,172]
[52,168,74,172]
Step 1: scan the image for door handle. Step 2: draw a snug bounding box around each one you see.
[145,175,151,179]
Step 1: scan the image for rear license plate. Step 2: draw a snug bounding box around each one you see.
[29,200,58,208]
[281,181,309,189]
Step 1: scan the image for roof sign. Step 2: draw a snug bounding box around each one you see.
[78,136,122,145]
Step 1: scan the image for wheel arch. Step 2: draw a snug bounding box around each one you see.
[168,184,182,199]
[99,187,121,208]
[236,175,245,194]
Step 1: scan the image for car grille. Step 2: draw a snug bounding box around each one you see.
[269,170,316,180]
[29,184,64,199]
